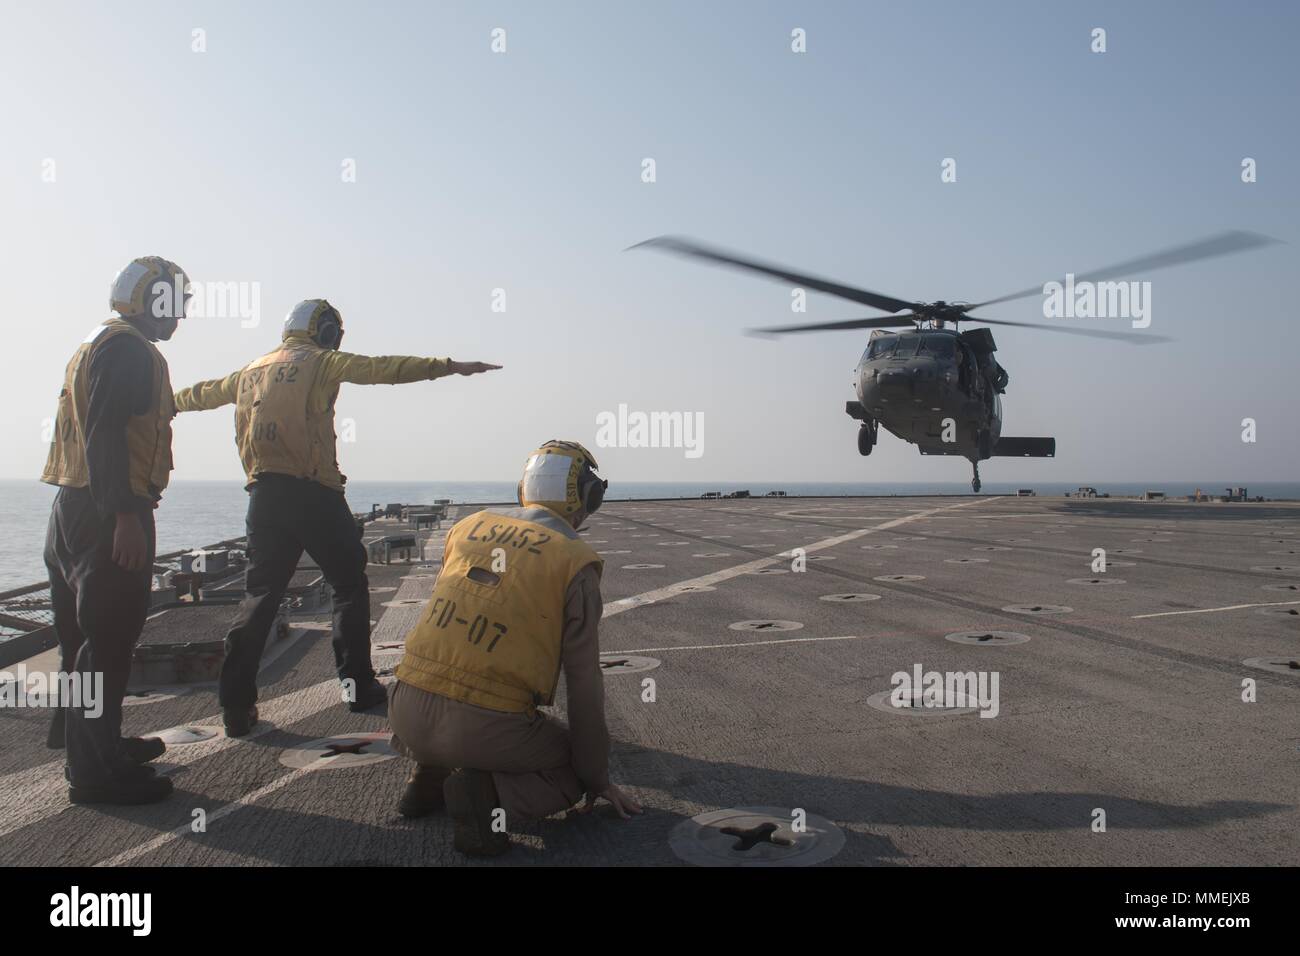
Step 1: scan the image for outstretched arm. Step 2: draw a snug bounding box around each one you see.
[174,370,240,412]
[320,352,501,388]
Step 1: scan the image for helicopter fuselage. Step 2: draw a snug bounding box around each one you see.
[849,328,1002,463]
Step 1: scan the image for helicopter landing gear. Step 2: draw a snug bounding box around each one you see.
[971,462,982,494]
[857,419,877,456]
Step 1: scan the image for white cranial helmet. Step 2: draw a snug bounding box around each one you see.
[282,299,343,347]
[110,256,189,319]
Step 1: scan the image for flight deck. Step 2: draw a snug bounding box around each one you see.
[2,494,1297,867]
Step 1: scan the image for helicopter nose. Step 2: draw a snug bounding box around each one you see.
[878,369,909,391]
[870,366,940,406]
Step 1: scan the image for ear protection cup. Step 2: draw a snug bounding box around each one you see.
[579,467,607,514]
[314,312,342,349]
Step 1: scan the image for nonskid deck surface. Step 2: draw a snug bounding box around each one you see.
[1,495,1297,866]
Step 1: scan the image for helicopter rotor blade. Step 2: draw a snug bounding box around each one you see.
[629,235,917,315]
[971,230,1281,309]
[745,315,922,337]
[963,315,1172,344]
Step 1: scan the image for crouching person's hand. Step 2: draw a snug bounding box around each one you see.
[579,783,644,820]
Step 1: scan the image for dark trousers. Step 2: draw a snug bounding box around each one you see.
[219,475,374,709]
[44,486,155,787]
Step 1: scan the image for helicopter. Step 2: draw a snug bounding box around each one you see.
[632,231,1276,492]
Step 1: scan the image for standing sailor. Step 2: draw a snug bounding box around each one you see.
[42,256,189,805]
[391,441,642,857]
[172,299,501,736]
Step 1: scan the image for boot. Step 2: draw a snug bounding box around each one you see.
[348,677,387,713]
[398,764,449,818]
[223,704,258,738]
[443,769,510,857]
[122,736,166,763]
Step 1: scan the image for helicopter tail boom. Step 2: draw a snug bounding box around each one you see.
[991,437,1056,457]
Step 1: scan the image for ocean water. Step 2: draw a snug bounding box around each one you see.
[1,478,1296,592]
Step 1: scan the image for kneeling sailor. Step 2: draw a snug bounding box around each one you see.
[391,441,642,856]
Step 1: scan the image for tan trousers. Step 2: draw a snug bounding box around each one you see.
[389,680,584,822]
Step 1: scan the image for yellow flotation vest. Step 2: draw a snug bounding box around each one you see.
[41,318,175,499]
[397,507,603,714]
[234,343,345,489]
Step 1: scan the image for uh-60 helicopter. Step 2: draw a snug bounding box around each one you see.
[633,231,1275,492]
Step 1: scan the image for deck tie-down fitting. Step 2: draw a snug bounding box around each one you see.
[719,821,795,852]
[321,740,371,759]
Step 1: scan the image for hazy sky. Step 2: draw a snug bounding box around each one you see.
[2,0,1296,488]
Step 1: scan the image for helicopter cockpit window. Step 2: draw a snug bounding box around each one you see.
[866,337,897,359]
[892,333,920,358]
[918,335,954,359]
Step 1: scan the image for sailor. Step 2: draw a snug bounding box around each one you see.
[172,299,501,736]
[41,256,189,805]
[390,441,642,857]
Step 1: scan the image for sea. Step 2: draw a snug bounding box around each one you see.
[1,478,1297,592]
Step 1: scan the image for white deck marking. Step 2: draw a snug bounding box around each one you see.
[1133,600,1300,619]
[0,674,344,841]
[602,497,995,619]
[623,634,873,654]
[95,767,314,867]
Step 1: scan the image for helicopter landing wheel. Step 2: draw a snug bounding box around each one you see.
[857,420,876,456]
[971,462,981,494]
